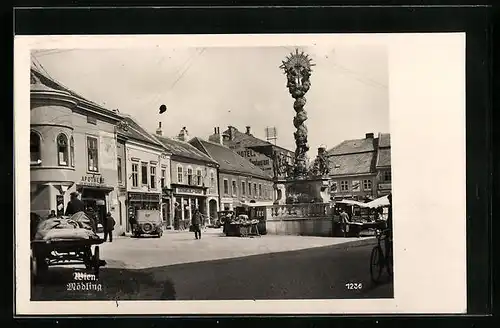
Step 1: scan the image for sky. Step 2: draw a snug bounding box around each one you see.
[32,44,389,155]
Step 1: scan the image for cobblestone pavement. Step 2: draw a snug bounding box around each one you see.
[31,230,393,301]
[97,228,373,269]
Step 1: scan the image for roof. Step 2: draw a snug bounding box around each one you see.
[117,115,165,149]
[328,152,376,176]
[156,135,217,165]
[326,137,376,156]
[222,126,293,154]
[376,148,391,167]
[30,65,121,121]
[190,138,272,180]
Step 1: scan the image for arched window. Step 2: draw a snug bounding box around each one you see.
[30,131,41,164]
[57,133,69,166]
[70,136,75,167]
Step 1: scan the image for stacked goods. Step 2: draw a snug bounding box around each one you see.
[229,215,259,226]
[34,212,100,241]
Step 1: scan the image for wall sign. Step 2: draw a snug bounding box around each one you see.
[176,187,204,195]
[81,175,105,185]
[352,180,361,192]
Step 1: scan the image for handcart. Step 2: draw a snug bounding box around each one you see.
[31,237,106,282]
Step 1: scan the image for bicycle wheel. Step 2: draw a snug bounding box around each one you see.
[370,246,383,284]
[386,247,393,277]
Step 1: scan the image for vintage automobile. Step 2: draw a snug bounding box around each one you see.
[132,209,163,238]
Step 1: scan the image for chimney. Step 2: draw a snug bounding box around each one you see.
[156,122,163,136]
[365,133,374,139]
[227,126,237,141]
[208,126,224,145]
[177,127,189,142]
[246,126,251,135]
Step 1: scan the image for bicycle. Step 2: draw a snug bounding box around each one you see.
[369,228,393,284]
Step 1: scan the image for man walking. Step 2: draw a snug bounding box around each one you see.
[65,192,85,216]
[339,209,350,237]
[103,212,116,242]
[192,208,202,240]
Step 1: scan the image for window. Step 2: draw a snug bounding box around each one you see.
[241,181,246,195]
[177,166,183,183]
[187,168,193,185]
[141,162,148,185]
[30,131,41,164]
[150,166,157,189]
[161,168,166,188]
[223,179,229,195]
[248,182,252,196]
[340,180,349,191]
[70,136,74,167]
[254,183,257,197]
[196,169,203,186]
[363,179,372,191]
[383,171,392,182]
[87,136,98,172]
[131,163,139,187]
[258,184,262,198]
[232,180,237,196]
[117,157,123,184]
[57,133,69,166]
[210,171,215,187]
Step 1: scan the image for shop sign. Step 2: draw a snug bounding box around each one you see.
[81,175,105,185]
[176,187,204,195]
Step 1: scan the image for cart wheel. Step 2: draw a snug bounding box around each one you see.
[93,246,100,277]
[157,230,163,238]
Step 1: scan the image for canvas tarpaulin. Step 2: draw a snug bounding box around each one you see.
[34,211,99,241]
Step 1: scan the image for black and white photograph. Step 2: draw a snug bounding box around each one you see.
[15,33,467,315]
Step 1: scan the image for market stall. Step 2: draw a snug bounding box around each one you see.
[225,214,260,237]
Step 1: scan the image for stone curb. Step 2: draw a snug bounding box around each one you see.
[329,237,377,250]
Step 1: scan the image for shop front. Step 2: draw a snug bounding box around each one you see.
[76,174,116,227]
[171,185,207,230]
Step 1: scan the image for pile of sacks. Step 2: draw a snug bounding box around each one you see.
[34,211,100,241]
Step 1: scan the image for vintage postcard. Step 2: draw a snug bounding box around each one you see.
[15,33,466,315]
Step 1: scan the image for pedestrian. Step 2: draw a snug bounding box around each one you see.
[103,212,116,242]
[65,192,85,216]
[191,208,202,240]
[339,209,350,237]
[47,210,57,218]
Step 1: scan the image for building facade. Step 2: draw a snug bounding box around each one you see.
[30,67,122,231]
[326,132,391,202]
[155,126,219,229]
[116,116,171,232]
[375,133,392,197]
[189,135,275,210]
[220,126,294,179]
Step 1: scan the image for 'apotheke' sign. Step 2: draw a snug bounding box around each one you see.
[81,175,105,185]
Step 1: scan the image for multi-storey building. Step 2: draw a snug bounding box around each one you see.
[155,125,219,229]
[220,126,294,179]
[30,66,122,233]
[116,116,171,232]
[326,132,391,202]
[189,134,274,210]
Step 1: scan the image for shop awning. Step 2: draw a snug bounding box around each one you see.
[77,184,114,193]
[336,199,370,208]
[365,195,390,208]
